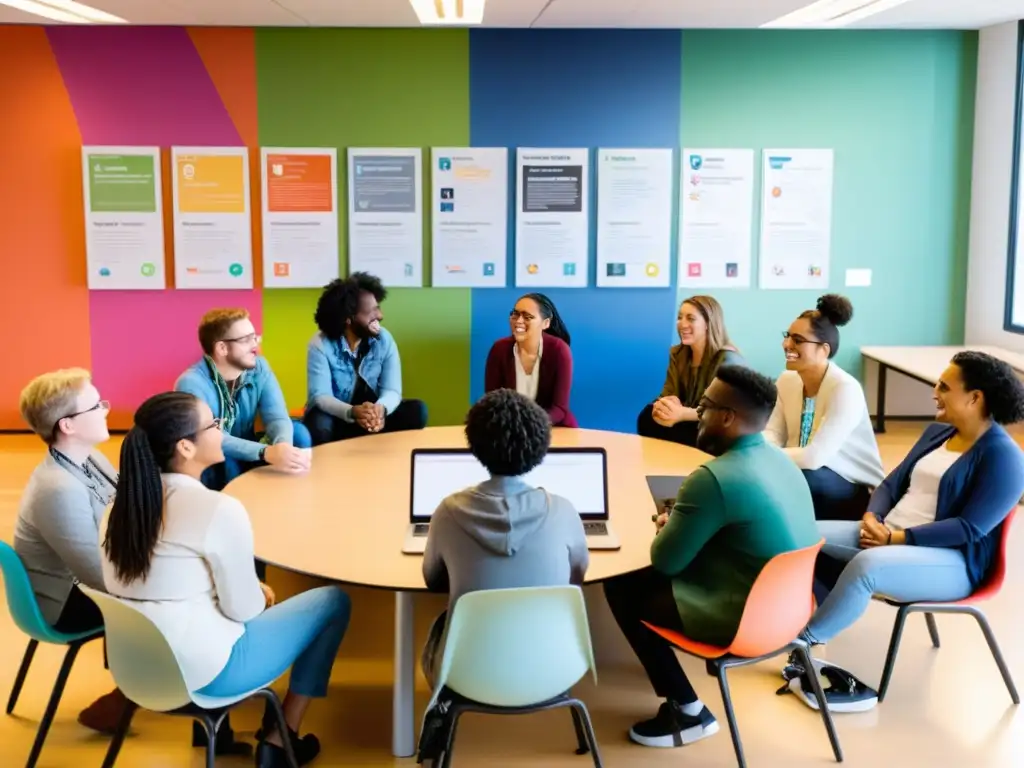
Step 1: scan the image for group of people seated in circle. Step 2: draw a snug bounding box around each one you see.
[10,268,1024,764]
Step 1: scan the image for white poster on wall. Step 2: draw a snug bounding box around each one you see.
[679,148,755,289]
[758,148,834,290]
[515,147,589,288]
[431,147,508,287]
[171,146,253,290]
[82,146,166,290]
[261,147,339,288]
[596,148,673,288]
[347,148,423,287]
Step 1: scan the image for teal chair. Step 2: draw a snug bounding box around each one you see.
[0,541,104,768]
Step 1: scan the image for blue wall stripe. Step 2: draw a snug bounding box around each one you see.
[468,29,683,432]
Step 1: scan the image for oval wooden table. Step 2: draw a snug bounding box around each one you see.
[224,426,709,757]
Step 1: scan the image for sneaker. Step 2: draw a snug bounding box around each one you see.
[778,656,878,713]
[628,701,719,748]
[77,688,129,735]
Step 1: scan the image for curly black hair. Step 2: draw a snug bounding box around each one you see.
[798,294,853,359]
[314,272,387,340]
[465,388,551,476]
[952,351,1024,425]
[715,364,778,424]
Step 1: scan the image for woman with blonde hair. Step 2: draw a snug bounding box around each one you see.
[637,295,743,446]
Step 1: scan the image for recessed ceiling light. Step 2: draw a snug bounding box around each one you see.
[408,0,485,26]
[0,0,126,24]
[761,0,914,28]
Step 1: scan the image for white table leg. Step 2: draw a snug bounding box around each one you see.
[393,591,415,758]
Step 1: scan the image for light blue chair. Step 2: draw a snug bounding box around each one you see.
[0,541,104,768]
[420,585,603,768]
[79,586,298,768]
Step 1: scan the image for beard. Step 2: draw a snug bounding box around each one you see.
[227,349,257,371]
[696,427,725,457]
[352,318,380,339]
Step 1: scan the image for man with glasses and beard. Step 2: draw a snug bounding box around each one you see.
[175,308,312,492]
[303,272,427,445]
[603,365,818,751]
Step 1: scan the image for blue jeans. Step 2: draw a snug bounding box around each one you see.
[203,420,313,491]
[196,586,351,698]
[804,521,973,644]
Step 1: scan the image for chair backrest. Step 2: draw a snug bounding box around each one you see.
[728,538,824,658]
[435,585,596,708]
[975,507,1017,597]
[78,586,192,712]
[0,541,70,644]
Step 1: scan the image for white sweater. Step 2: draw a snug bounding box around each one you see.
[764,364,885,488]
[99,473,265,692]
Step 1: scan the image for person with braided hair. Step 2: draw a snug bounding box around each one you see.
[101,392,350,768]
[484,292,578,427]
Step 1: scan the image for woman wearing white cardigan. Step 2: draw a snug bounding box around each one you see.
[765,295,885,520]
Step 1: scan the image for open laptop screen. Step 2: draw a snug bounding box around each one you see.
[411,449,608,520]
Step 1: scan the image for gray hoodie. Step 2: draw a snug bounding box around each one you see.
[422,475,590,608]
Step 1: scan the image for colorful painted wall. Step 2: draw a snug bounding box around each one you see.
[0,26,975,431]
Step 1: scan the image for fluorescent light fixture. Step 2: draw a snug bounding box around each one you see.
[0,0,127,23]
[409,0,485,26]
[761,0,914,28]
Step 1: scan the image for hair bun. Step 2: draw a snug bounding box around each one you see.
[816,294,853,327]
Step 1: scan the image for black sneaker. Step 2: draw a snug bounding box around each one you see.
[628,701,719,748]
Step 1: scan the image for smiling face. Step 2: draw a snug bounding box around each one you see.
[349,290,383,339]
[782,316,830,372]
[933,363,982,427]
[677,301,707,347]
[509,297,549,344]
[174,399,225,471]
[216,318,260,371]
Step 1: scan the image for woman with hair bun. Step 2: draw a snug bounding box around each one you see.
[764,294,884,520]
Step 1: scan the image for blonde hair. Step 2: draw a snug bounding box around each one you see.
[678,295,734,363]
[198,308,250,355]
[19,368,93,444]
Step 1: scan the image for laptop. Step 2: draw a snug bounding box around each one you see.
[403,447,619,554]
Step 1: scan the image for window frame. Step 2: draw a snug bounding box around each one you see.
[1003,21,1024,334]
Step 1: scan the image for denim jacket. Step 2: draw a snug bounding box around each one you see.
[306,329,403,421]
[174,357,293,462]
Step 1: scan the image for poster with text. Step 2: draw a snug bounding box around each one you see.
[261,148,339,288]
[431,147,508,287]
[82,147,165,289]
[171,146,253,289]
[347,148,423,287]
[759,149,834,290]
[515,148,589,288]
[596,148,673,288]
[679,148,755,289]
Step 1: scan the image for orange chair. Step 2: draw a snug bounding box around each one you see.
[877,508,1019,703]
[642,539,842,768]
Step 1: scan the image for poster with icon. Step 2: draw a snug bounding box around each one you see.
[431,147,508,287]
[515,148,589,288]
[758,149,834,290]
[679,148,755,289]
[82,146,166,289]
[171,146,253,289]
[596,148,673,288]
[261,147,339,288]
[347,148,423,287]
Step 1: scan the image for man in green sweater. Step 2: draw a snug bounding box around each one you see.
[605,364,818,749]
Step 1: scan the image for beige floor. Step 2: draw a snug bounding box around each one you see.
[0,424,1021,767]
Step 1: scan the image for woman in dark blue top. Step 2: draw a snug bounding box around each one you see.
[800,351,1024,645]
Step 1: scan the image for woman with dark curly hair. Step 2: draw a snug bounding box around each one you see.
[419,388,589,686]
[797,350,1024,648]
[765,294,885,520]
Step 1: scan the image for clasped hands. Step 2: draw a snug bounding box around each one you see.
[352,402,386,433]
[652,395,698,428]
[859,512,904,548]
[263,442,312,475]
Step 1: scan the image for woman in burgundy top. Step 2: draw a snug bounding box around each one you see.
[484,293,577,427]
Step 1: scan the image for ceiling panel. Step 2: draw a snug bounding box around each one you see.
[534,0,644,28]
[852,0,1024,29]
[277,0,419,26]
[617,0,809,28]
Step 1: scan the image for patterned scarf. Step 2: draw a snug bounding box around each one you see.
[204,356,242,434]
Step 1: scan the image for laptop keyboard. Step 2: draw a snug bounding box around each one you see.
[413,523,430,536]
[583,522,607,536]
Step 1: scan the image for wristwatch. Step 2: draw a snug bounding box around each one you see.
[258,445,267,462]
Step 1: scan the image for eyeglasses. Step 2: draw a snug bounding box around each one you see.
[782,331,825,346]
[183,418,222,442]
[221,333,261,345]
[509,310,536,322]
[695,396,733,419]
[51,399,110,438]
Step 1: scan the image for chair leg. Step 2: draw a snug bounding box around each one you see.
[569,705,589,755]
[198,715,218,768]
[793,645,844,763]
[968,608,1020,705]
[7,639,38,715]
[878,605,911,703]
[716,663,747,768]
[924,612,941,648]
[569,699,603,768]
[439,706,463,768]
[100,701,138,768]
[252,688,300,768]
[23,641,83,768]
